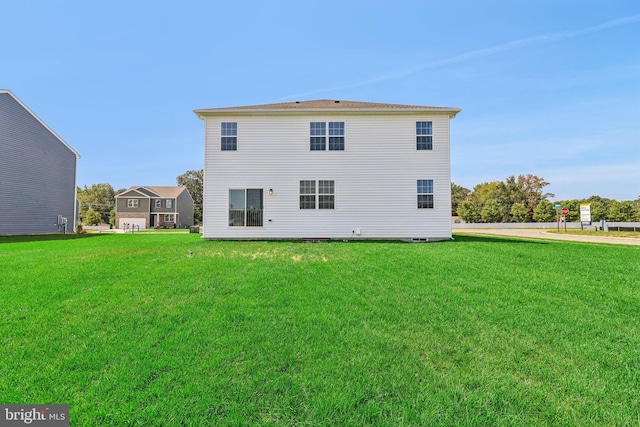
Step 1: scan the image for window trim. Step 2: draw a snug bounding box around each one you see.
[229,189,264,227]
[416,121,433,150]
[417,179,434,209]
[310,122,344,151]
[165,200,173,209]
[155,200,161,208]
[164,214,175,222]
[300,180,335,210]
[221,122,238,151]
[127,199,139,208]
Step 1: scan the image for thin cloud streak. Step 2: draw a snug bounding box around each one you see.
[277,13,640,101]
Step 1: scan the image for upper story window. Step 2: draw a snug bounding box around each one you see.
[310,122,344,151]
[417,179,434,209]
[300,180,335,209]
[155,200,161,208]
[165,200,172,208]
[416,121,432,150]
[221,122,237,151]
[127,199,139,208]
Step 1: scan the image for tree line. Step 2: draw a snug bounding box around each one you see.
[76,171,638,226]
[453,174,640,223]
[76,169,204,226]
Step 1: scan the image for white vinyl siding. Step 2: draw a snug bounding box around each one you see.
[203,113,452,239]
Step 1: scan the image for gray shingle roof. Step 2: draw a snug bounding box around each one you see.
[195,99,461,117]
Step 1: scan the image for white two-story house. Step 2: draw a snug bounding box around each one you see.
[194,100,460,241]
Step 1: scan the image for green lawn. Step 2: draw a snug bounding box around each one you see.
[1,234,639,426]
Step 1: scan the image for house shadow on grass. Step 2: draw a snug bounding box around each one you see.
[452,234,549,245]
[0,233,108,244]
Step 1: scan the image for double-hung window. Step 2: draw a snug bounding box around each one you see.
[127,199,139,208]
[221,122,237,151]
[417,180,434,209]
[155,200,161,208]
[416,121,433,150]
[300,180,335,209]
[164,214,175,222]
[165,200,172,208]
[310,122,344,151]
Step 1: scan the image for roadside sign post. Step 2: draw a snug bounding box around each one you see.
[580,204,591,230]
[553,204,562,232]
[561,207,569,232]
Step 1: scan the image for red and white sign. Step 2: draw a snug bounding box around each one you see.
[561,207,569,216]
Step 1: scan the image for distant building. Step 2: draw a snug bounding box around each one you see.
[195,99,461,240]
[115,186,194,229]
[0,90,80,234]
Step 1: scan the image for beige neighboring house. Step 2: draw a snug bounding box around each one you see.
[115,186,194,230]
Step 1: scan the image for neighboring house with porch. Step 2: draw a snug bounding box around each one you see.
[115,186,194,229]
[194,99,461,240]
[0,89,80,234]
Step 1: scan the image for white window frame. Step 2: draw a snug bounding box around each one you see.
[127,199,139,208]
[164,214,175,222]
[417,179,434,209]
[165,200,172,208]
[416,121,433,150]
[155,200,161,208]
[310,122,344,151]
[221,122,238,151]
[300,180,335,209]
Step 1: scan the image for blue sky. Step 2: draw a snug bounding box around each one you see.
[3,0,639,200]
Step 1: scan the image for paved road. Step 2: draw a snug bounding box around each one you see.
[454,228,640,246]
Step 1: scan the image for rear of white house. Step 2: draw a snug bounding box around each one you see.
[195,100,460,240]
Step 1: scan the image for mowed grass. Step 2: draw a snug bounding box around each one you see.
[1,234,639,426]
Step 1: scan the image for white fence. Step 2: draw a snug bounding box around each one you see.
[452,221,640,231]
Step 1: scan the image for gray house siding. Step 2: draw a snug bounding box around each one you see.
[0,92,79,234]
[176,190,194,228]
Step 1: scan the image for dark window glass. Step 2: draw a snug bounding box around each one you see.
[416,121,433,150]
[310,137,326,151]
[417,179,434,209]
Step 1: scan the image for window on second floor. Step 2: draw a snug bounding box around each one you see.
[221,122,237,151]
[310,122,344,151]
[417,179,434,209]
[155,200,161,208]
[165,200,172,208]
[127,199,139,208]
[416,121,433,150]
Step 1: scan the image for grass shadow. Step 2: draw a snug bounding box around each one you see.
[452,233,549,245]
[0,233,108,244]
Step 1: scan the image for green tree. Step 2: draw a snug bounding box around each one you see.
[457,200,481,223]
[77,183,116,223]
[177,169,203,224]
[510,202,528,222]
[608,200,637,222]
[481,199,504,223]
[533,200,556,222]
[583,196,611,222]
[557,200,581,222]
[84,208,102,225]
[109,209,116,228]
[451,182,470,216]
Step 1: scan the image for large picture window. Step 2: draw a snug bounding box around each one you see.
[221,122,237,151]
[300,180,335,209]
[417,179,434,209]
[416,121,433,150]
[229,189,263,226]
[310,122,344,151]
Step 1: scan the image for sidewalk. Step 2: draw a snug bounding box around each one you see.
[454,228,640,246]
